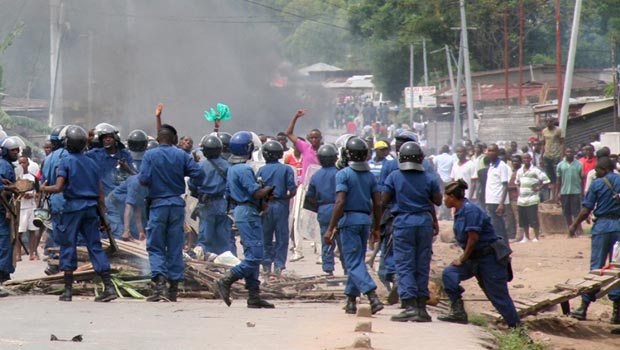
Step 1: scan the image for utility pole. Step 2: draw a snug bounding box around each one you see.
[446,45,461,143]
[49,0,64,127]
[87,31,94,124]
[555,0,563,106]
[423,38,429,86]
[518,0,524,105]
[612,34,618,131]
[460,0,476,141]
[409,43,414,125]
[504,0,510,105]
[558,0,583,138]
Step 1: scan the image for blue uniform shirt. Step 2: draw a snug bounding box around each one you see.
[335,167,379,227]
[57,153,101,213]
[126,175,148,207]
[257,162,296,201]
[42,148,69,213]
[307,166,338,224]
[189,158,229,196]
[227,163,261,222]
[384,170,440,227]
[0,158,16,215]
[582,173,620,235]
[453,199,498,249]
[138,144,205,208]
[86,148,134,195]
[379,158,436,192]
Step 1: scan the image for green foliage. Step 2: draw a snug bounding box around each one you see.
[468,313,489,327]
[490,327,547,350]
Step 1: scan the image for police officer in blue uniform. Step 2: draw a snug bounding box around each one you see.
[568,157,620,323]
[0,137,20,292]
[106,175,147,241]
[306,144,345,275]
[217,131,276,309]
[139,124,205,302]
[377,131,437,302]
[41,125,117,303]
[40,125,69,275]
[87,123,135,196]
[325,137,384,315]
[127,129,148,171]
[439,180,520,327]
[382,142,442,322]
[216,132,233,161]
[257,140,296,275]
[188,135,232,255]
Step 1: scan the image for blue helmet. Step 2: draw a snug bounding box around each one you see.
[229,131,254,164]
[395,130,418,143]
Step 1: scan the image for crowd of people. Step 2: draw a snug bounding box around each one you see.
[0,104,617,327]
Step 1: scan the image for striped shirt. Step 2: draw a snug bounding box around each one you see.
[515,165,550,207]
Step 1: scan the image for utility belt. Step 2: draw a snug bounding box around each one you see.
[198,193,225,204]
[468,246,495,260]
[468,238,514,282]
[344,210,370,215]
[594,214,620,222]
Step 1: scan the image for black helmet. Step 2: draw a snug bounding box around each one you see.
[50,124,66,150]
[201,135,223,159]
[147,139,159,150]
[64,125,88,153]
[318,144,338,167]
[262,140,284,162]
[398,141,425,171]
[127,130,148,152]
[217,132,232,152]
[345,137,370,171]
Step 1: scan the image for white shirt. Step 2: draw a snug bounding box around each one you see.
[14,157,39,178]
[485,160,511,205]
[516,165,550,206]
[450,159,476,198]
[19,173,36,209]
[434,153,455,183]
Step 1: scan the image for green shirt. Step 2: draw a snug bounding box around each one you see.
[556,160,582,195]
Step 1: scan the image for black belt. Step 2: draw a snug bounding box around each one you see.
[469,246,494,260]
[344,210,370,215]
[595,214,620,221]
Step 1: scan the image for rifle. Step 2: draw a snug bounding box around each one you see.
[96,205,118,254]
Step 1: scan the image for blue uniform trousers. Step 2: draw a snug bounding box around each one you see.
[393,225,433,300]
[340,224,377,296]
[320,222,344,273]
[56,206,110,273]
[231,217,263,290]
[443,253,520,326]
[146,205,185,281]
[261,201,289,270]
[0,218,14,274]
[378,235,396,282]
[106,196,140,240]
[198,205,232,255]
[582,231,620,303]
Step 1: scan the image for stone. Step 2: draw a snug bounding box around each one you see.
[352,334,372,349]
[246,322,255,328]
[354,321,372,332]
[512,284,525,289]
[356,305,372,318]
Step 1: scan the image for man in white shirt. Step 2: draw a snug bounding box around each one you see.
[17,156,39,261]
[434,145,455,220]
[485,144,511,246]
[450,145,476,198]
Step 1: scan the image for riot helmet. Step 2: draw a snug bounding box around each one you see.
[398,141,425,171]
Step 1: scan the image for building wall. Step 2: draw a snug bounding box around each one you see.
[477,106,534,147]
[566,109,614,148]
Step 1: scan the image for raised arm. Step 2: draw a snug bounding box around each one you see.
[286,109,306,145]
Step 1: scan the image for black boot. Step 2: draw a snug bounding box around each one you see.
[95,270,118,302]
[366,289,384,315]
[390,298,418,322]
[44,265,59,276]
[216,272,240,307]
[168,280,179,302]
[247,288,275,309]
[415,297,432,322]
[345,295,357,314]
[611,301,620,325]
[59,273,73,302]
[386,285,399,305]
[570,300,589,321]
[438,298,468,324]
[146,275,168,302]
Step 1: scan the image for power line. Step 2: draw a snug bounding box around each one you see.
[239,0,349,31]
